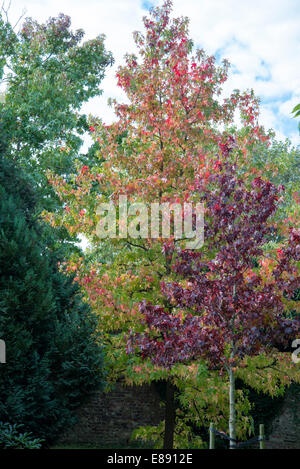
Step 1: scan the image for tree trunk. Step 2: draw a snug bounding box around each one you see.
[163,381,175,449]
[229,365,236,449]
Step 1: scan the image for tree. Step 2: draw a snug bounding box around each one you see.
[48,1,280,448]
[250,136,299,226]
[0,155,105,443]
[0,9,113,214]
[128,142,300,447]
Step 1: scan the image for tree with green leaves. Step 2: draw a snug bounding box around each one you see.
[250,136,299,226]
[0,9,113,214]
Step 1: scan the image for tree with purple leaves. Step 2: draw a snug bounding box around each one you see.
[128,139,300,448]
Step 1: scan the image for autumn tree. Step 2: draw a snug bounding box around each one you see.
[128,142,300,447]
[48,1,283,448]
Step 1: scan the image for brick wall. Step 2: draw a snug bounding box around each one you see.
[59,382,300,448]
[59,382,164,446]
[267,385,300,449]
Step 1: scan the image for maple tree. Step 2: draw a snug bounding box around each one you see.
[47,1,297,448]
[128,141,300,447]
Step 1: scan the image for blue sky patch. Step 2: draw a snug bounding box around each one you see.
[261,92,293,106]
[255,60,272,82]
[142,0,155,10]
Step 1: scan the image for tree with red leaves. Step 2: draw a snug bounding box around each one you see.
[48,1,297,449]
[128,140,300,448]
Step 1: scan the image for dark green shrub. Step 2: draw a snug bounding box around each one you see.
[0,422,43,449]
[0,156,105,443]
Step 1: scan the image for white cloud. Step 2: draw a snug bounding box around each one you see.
[4,0,300,144]
[171,0,300,144]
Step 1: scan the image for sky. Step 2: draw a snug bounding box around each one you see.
[4,0,300,145]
